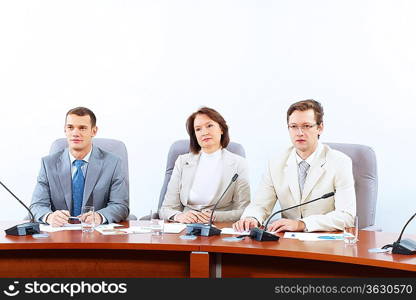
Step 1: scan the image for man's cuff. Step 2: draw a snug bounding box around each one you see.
[299,219,308,232]
[98,213,107,224]
[42,213,51,224]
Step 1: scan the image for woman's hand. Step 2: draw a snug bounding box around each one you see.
[174,210,215,224]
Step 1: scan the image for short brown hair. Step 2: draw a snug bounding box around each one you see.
[186,107,230,154]
[287,99,324,125]
[65,107,97,127]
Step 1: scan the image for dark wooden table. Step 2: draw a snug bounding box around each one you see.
[0,221,415,277]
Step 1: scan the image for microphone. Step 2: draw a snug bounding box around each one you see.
[185,173,239,237]
[248,192,335,242]
[0,180,41,236]
[382,212,416,255]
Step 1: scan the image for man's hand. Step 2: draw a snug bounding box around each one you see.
[267,218,305,232]
[232,217,259,232]
[79,212,103,226]
[46,210,70,227]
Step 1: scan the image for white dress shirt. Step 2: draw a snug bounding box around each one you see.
[69,149,92,178]
[295,142,323,166]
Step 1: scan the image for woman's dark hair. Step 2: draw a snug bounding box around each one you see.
[186,107,230,154]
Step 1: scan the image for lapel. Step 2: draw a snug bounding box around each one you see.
[181,152,200,206]
[207,149,236,206]
[285,149,302,205]
[83,146,104,207]
[57,148,72,211]
[301,145,327,202]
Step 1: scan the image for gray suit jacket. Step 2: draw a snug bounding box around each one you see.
[30,146,129,223]
[159,149,250,222]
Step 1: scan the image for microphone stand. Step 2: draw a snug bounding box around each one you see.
[248,192,336,242]
[382,212,416,255]
[0,181,41,236]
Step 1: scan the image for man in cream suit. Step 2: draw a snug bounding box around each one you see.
[30,107,129,226]
[233,100,356,232]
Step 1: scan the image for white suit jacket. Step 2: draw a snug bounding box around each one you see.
[241,144,356,231]
[159,149,250,222]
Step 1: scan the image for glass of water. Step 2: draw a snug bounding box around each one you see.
[343,216,358,244]
[81,206,95,233]
[150,210,164,235]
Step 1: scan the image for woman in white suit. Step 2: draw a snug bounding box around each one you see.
[159,107,250,223]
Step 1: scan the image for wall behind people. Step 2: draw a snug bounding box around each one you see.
[0,0,415,233]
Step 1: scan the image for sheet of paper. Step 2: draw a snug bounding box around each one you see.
[40,223,122,233]
[40,224,81,232]
[121,226,152,234]
[95,225,151,235]
[94,227,129,235]
[220,227,250,235]
[97,223,123,230]
[163,223,186,234]
[63,223,81,228]
[283,232,344,241]
[97,223,186,235]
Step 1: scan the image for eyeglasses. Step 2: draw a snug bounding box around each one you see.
[288,124,317,132]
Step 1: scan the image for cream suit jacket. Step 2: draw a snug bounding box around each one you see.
[159,149,250,222]
[241,144,356,231]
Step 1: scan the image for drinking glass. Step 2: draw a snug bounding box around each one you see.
[81,206,95,233]
[344,216,358,244]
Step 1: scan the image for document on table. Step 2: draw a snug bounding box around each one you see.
[220,227,250,235]
[284,232,344,241]
[40,223,122,232]
[95,225,151,235]
[220,227,277,235]
[95,223,186,235]
[163,223,186,233]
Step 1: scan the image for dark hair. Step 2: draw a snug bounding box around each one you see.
[186,107,230,154]
[287,99,324,125]
[65,107,97,127]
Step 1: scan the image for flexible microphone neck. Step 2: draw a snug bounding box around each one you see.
[262,192,335,230]
[396,212,416,243]
[208,173,238,226]
[0,180,36,223]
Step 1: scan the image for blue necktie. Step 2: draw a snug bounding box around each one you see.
[72,160,85,216]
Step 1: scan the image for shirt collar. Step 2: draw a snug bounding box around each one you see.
[295,142,323,166]
[68,147,93,165]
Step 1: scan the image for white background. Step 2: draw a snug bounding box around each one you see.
[0,0,415,233]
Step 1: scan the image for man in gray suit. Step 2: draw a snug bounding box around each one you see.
[30,107,129,227]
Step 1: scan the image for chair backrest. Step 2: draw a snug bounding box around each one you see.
[49,138,129,188]
[157,139,246,211]
[326,143,378,229]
